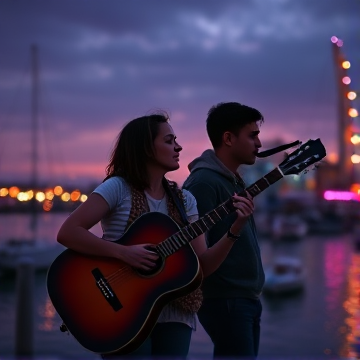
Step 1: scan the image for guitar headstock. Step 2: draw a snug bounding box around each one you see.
[279,138,326,176]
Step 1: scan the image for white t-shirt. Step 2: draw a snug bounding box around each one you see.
[93,176,200,330]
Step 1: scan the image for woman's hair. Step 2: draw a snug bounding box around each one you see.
[206,102,264,148]
[105,112,169,189]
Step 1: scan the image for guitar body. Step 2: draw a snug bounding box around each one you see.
[47,212,202,355]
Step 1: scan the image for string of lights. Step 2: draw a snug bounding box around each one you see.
[0,185,87,212]
[331,36,359,165]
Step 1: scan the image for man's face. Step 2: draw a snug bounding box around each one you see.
[231,122,262,166]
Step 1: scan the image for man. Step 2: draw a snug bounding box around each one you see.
[183,102,265,359]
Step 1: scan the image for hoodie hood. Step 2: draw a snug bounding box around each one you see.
[186,149,239,185]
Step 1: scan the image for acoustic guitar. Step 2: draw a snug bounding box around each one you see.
[46,138,326,355]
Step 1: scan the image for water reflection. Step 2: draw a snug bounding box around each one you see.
[324,240,349,357]
[342,251,360,358]
[38,297,57,332]
[324,240,348,313]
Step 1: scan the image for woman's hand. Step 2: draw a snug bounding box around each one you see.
[118,244,159,271]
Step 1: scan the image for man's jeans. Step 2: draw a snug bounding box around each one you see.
[198,297,262,359]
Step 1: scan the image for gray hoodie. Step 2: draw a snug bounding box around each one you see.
[183,150,264,299]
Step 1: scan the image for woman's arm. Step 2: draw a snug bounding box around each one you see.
[57,193,158,271]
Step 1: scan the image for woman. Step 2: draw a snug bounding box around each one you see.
[57,112,254,358]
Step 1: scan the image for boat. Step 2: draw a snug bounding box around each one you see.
[0,45,64,275]
[271,214,308,240]
[263,256,305,295]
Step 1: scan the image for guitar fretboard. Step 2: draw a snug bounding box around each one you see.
[155,167,284,258]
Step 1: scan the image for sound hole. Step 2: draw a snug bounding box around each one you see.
[136,246,164,277]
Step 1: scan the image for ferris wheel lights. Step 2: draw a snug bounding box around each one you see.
[351,154,360,164]
[349,108,359,118]
[342,61,351,69]
[342,76,351,85]
[347,92,357,101]
[331,36,343,47]
[351,134,360,145]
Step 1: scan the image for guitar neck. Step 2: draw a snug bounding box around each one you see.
[245,167,284,198]
[155,167,284,258]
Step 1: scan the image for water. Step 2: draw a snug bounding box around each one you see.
[0,213,359,359]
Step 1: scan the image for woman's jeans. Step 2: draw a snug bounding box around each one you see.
[129,322,192,358]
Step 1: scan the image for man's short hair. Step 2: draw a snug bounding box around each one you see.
[206,102,264,148]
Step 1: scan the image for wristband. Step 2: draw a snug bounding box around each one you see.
[227,229,241,242]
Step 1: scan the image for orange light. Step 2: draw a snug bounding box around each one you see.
[342,61,351,69]
[350,184,360,195]
[54,186,63,196]
[348,108,358,118]
[70,190,81,202]
[0,188,9,197]
[61,192,71,202]
[347,92,357,101]
[27,190,34,200]
[327,153,338,164]
[43,199,53,212]
[45,190,54,200]
[9,186,20,198]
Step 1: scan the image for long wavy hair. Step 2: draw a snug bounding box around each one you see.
[105,112,169,190]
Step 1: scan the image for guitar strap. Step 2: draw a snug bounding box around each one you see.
[257,140,301,158]
[162,178,203,314]
[162,178,190,225]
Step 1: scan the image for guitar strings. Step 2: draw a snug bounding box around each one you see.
[105,266,135,285]
[105,265,130,281]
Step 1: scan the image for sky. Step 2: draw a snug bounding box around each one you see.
[0,0,359,187]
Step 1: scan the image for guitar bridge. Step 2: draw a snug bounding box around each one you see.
[92,268,123,311]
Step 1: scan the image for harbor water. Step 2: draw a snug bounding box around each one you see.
[0,212,359,359]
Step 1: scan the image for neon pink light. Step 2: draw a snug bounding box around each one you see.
[342,76,351,85]
[324,190,360,202]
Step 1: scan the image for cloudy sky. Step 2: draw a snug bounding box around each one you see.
[0,0,359,187]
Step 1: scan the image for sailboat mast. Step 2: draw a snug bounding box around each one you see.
[31,44,39,192]
[30,44,39,235]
